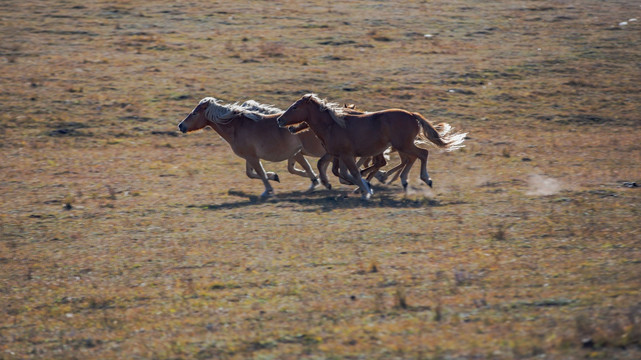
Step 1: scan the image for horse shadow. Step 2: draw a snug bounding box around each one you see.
[191,185,454,213]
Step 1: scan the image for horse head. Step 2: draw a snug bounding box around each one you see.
[178,98,211,133]
[277,94,314,128]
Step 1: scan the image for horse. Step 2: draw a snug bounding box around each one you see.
[178,97,326,198]
[277,94,467,199]
[287,106,405,190]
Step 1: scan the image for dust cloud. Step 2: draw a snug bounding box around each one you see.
[526,174,563,196]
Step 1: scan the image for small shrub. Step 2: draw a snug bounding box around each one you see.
[258,42,285,58]
[63,194,74,210]
[492,224,508,241]
[106,185,117,200]
[369,260,379,273]
[395,285,408,309]
[433,300,443,322]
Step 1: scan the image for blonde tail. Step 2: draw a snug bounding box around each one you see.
[413,112,467,151]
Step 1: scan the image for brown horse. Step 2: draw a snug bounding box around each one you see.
[287,106,405,189]
[178,97,326,197]
[277,94,466,199]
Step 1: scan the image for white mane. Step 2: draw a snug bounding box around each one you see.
[199,97,283,124]
[304,93,356,128]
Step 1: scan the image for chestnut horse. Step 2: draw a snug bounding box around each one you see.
[178,97,326,197]
[287,106,405,189]
[277,94,467,199]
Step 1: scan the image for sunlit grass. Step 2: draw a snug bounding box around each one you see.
[1,0,641,359]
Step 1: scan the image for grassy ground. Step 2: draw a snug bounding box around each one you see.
[1,0,641,359]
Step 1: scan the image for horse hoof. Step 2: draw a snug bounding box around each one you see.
[427,179,433,188]
[261,190,274,198]
[274,174,280,183]
[306,181,318,193]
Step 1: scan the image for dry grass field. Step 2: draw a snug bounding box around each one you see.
[1,0,641,359]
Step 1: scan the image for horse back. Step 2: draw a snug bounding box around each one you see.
[345,109,417,132]
[342,109,420,155]
[336,112,391,156]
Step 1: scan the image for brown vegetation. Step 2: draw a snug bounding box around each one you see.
[1,0,640,359]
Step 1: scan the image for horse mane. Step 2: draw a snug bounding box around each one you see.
[200,97,283,124]
[239,100,282,116]
[304,93,362,128]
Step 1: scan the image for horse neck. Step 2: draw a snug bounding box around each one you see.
[207,117,237,144]
[305,105,333,143]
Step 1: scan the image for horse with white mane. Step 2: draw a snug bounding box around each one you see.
[178,97,326,197]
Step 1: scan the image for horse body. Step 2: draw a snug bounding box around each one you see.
[225,113,303,162]
[277,94,467,199]
[296,129,326,158]
[334,112,400,156]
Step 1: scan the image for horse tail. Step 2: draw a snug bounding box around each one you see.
[412,112,467,152]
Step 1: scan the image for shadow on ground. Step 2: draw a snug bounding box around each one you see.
[188,187,460,212]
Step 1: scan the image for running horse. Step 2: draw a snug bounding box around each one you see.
[178,97,326,198]
[277,94,467,199]
[286,105,404,189]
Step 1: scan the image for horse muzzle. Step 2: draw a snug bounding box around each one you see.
[178,123,187,133]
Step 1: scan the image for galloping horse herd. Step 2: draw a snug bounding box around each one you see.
[178,94,467,199]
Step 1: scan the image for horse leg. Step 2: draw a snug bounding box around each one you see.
[375,161,401,183]
[331,156,342,180]
[341,154,372,200]
[360,163,375,179]
[286,157,308,178]
[292,152,320,192]
[332,157,356,185]
[317,153,333,190]
[400,145,432,188]
[245,161,258,179]
[340,158,366,193]
[363,154,387,182]
[415,147,433,188]
[379,153,410,184]
[398,155,418,192]
[384,161,406,184]
[246,161,279,182]
[355,156,370,168]
[245,157,275,198]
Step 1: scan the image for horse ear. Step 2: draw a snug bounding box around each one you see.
[197,102,209,111]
